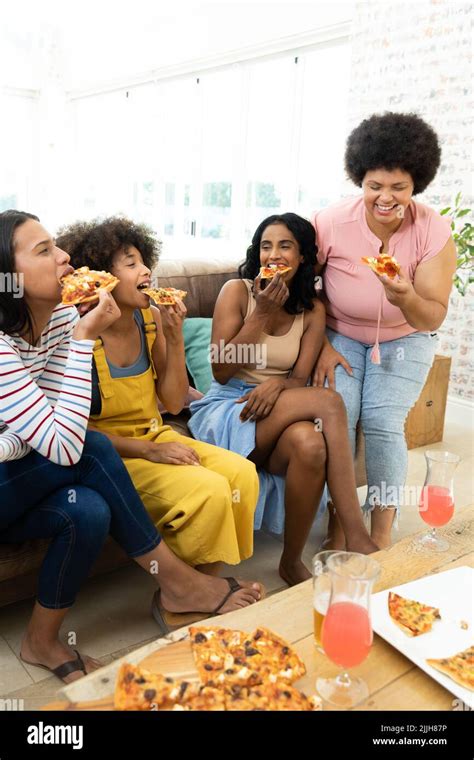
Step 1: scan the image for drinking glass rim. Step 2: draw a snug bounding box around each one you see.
[326,551,381,581]
[312,549,343,569]
[424,450,461,465]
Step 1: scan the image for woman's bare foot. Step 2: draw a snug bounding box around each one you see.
[279,556,312,586]
[370,505,396,549]
[20,634,102,683]
[347,534,380,555]
[321,504,346,551]
[160,575,262,616]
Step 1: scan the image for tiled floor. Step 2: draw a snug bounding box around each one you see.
[1,413,472,708]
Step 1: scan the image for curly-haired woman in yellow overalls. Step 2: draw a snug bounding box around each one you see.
[56,217,263,628]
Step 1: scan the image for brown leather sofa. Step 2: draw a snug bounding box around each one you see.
[0,259,366,608]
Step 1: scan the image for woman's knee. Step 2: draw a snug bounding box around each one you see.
[285,423,327,468]
[58,487,111,538]
[308,387,347,422]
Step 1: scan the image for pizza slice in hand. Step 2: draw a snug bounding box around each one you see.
[142,286,187,305]
[60,266,120,305]
[361,253,401,279]
[388,591,441,637]
[426,646,474,692]
[259,263,292,280]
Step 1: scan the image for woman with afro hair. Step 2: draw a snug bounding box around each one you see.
[189,213,378,586]
[312,112,456,549]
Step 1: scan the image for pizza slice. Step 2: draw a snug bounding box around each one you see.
[242,627,307,684]
[224,681,322,711]
[114,663,198,710]
[189,625,305,687]
[361,253,401,278]
[60,266,119,305]
[142,286,187,305]
[173,684,226,711]
[189,626,260,686]
[426,646,474,692]
[259,263,292,280]
[388,591,441,637]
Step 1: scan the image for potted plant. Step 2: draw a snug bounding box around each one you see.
[405,194,473,448]
[440,193,474,296]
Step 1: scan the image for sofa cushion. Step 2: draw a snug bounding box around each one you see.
[182,318,213,394]
[154,258,239,317]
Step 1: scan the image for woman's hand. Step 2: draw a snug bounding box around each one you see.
[73,290,121,341]
[374,267,415,308]
[235,378,285,421]
[158,299,187,345]
[312,337,352,389]
[144,441,200,465]
[253,272,289,317]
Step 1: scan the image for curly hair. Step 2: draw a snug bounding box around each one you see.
[238,213,318,314]
[344,112,441,195]
[56,216,161,272]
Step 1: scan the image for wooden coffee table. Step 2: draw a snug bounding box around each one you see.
[47,505,473,711]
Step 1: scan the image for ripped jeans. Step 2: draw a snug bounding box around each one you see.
[326,327,437,528]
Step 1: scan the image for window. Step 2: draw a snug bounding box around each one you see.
[0,93,38,212]
[67,38,351,258]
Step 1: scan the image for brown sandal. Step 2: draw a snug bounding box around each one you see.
[20,649,88,683]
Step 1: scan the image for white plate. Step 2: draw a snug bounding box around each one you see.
[371,566,474,708]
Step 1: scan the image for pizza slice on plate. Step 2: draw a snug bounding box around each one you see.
[388,591,441,637]
[361,253,401,278]
[60,266,119,305]
[426,646,474,692]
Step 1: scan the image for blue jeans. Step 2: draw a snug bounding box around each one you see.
[0,431,161,608]
[326,328,437,525]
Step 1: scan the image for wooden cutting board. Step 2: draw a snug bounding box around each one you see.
[42,638,199,711]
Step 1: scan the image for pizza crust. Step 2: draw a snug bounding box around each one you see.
[426,647,474,692]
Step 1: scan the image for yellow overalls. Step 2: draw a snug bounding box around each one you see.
[90,308,258,566]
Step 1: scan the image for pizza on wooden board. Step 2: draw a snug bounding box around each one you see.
[115,625,322,711]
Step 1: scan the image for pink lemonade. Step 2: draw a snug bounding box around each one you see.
[321,601,373,669]
[419,485,454,527]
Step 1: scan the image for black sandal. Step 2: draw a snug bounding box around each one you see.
[20,649,88,682]
[151,577,265,634]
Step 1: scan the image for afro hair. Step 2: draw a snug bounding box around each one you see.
[344,112,441,195]
[56,216,161,272]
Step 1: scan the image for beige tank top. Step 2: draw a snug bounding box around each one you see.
[234,279,305,385]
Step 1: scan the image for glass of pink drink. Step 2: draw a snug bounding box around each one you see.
[414,451,460,553]
[316,552,380,708]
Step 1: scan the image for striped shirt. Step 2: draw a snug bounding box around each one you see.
[0,304,95,465]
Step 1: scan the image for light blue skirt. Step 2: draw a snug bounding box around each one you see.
[189,377,326,535]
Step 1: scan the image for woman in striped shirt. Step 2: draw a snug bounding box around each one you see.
[0,210,262,683]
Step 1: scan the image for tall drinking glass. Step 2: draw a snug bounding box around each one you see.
[316,552,380,708]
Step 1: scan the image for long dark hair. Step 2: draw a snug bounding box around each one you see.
[0,209,39,339]
[238,213,318,314]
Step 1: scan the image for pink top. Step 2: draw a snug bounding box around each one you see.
[312,196,451,344]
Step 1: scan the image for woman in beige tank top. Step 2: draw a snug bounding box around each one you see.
[189,213,378,585]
